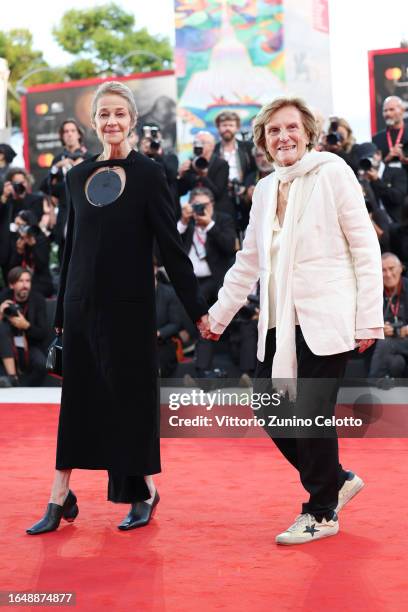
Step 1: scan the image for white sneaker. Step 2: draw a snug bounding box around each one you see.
[336,472,364,512]
[275,513,339,545]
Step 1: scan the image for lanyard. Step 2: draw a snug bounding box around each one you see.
[385,280,401,319]
[194,228,206,246]
[386,126,404,151]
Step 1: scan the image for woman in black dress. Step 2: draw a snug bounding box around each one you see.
[27,81,208,534]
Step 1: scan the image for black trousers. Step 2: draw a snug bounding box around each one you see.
[195,276,220,373]
[107,472,150,504]
[368,337,408,377]
[255,327,352,520]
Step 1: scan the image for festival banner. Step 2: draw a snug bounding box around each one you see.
[175,0,332,154]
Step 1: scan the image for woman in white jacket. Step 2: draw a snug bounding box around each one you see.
[200,97,384,545]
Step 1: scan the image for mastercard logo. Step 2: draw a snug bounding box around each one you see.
[385,67,402,80]
[37,153,54,168]
[35,103,49,115]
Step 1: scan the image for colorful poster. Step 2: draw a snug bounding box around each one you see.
[175,0,285,153]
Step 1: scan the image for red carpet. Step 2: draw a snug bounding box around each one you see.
[0,403,407,611]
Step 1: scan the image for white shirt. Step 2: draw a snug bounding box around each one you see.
[268,214,299,329]
[222,144,241,182]
[177,219,215,278]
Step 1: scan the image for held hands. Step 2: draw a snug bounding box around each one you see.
[196,314,220,341]
[356,339,376,353]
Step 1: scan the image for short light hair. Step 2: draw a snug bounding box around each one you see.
[91,81,138,126]
[189,187,214,204]
[381,252,402,264]
[196,130,215,145]
[253,97,318,162]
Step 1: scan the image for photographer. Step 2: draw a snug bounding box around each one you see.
[41,119,91,261]
[0,267,47,387]
[214,110,255,182]
[177,131,232,218]
[8,210,54,297]
[0,143,17,193]
[140,124,179,216]
[373,96,408,180]
[368,253,408,380]
[0,168,46,283]
[356,142,407,222]
[322,116,359,173]
[177,187,236,377]
[214,112,256,235]
[154,260,182,378]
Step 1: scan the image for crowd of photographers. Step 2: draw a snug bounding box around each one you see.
[0,94,408,387]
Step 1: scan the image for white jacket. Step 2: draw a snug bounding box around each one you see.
[209,161,384,361]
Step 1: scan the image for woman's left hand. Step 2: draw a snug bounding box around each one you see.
[356,339,376,353]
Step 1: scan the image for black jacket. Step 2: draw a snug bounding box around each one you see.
[214,140,256,183]
[370,165,408,221]
[383,277,408,325]
[0,193,44,268]
[0,287,48,349]
[389,223,408,268]
[9,233,54,298]
[373,125,408,172]
[180,211,236,288]
[177,156,232,217]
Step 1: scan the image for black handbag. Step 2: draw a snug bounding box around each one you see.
[46,334,63,379]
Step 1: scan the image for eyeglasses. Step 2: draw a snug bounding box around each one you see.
[191,201,211,206]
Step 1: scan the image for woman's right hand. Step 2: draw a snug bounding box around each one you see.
[181,203,193,226]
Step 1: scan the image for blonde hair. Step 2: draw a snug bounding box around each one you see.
[91,81,138,127]
[253,97,318,162]
[335,117,355,153]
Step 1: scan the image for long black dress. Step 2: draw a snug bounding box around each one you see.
[54,150,207,501]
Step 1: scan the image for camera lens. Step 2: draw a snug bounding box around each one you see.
[194,156,209,170]
[359,158,372,171]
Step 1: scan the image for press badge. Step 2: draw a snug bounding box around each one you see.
[388,161,402,168]
[14,336,25,349]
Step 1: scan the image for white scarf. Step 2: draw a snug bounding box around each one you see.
[271,150,346,398]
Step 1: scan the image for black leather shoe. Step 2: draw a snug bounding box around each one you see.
[118,490,160,531]
[26,490,78,535]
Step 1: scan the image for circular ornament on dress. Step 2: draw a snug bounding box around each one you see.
[85,168,125,207]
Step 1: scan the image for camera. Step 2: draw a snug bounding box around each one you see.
[3,303,22,318]
[326,119,343,147]
[142,125,161,154]
[390,319,405,337]
[192,141,209,171]
[359,157,380,172]
[12,182,26,196]
[192,203,206,216]
[17,224,40,239]
[18,224,31,236]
